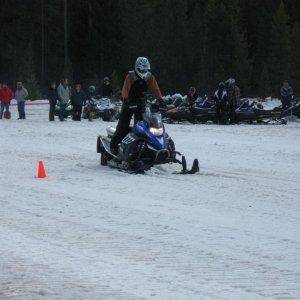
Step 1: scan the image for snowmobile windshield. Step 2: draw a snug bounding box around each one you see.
[143,112,163,129]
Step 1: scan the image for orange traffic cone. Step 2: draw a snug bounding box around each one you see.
[36,161,47,179]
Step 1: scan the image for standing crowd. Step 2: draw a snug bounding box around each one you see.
[0,73,295,124]
[0,81,28,119]
[48,77,113,122]
[0,77,113,122]
[186,78,294,124]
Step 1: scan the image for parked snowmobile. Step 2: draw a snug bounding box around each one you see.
[55,100,73,118]
[83,97,116,121]
[165,97,216,123]
[97,107,199,174]
[282,99,300,119]
[97,97,116,121]
[235,99,285,124]
[83,98,99,120]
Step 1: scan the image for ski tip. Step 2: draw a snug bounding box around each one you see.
[191,158,200,174]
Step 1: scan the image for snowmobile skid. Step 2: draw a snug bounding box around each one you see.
[97,109,199,174]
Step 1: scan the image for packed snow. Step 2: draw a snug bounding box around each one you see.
[0,102,299,299]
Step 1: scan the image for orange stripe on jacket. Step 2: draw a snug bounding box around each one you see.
[121,74,163,101]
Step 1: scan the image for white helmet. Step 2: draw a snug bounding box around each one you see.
[135,57,151,79]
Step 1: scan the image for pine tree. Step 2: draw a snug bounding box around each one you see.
[290,22,300,95]
[258,63,271,97]
[268,1,291,95]
[187,0,207,91]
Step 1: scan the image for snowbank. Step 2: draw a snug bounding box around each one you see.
[0,106,299,299]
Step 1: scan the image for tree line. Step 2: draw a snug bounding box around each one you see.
[0,0,299,98]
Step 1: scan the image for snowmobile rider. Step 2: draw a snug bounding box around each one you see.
[101,77,113,98]
[110,57,164,154]
[214,82,228,124]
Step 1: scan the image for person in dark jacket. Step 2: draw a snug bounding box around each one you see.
[71,83,86,121]
[186,87,198,108]
[280,80,293,111]
[101,77,113,98]
[48,81,58,121]
[214,82,228,124]
[110,57,164,154]
[226,78,240,124]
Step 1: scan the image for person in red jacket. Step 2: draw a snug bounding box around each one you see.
[0,81,14,119]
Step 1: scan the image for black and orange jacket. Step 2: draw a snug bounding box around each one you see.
[121,71,162,101]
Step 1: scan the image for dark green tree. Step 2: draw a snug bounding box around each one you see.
[290,22,300,94]
[268,1,291,95]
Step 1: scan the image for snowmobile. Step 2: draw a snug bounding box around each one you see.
[97,97,116,121]
[83,98,99,120]
[235,99,285,124]
[83,97,116,121]
[55,100,73,118]
[282,99,300,119]
[165,97,216,123]
[96,107,199,174]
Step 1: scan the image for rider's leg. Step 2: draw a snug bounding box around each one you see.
[110,104,133,152]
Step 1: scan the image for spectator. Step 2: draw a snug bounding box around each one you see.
[101,77,113,98]
[214,82,228,124]
[48,81,58,121]
[14,82,29,119]
[186,86,198,108]
[71,83,86,121]
[57,78,70,121]
[280,80,293,111]
[0,81,13,119]
[226,78,240,124]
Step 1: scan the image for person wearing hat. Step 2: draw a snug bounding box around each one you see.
[14,82,28,119]
[101,77,113,98]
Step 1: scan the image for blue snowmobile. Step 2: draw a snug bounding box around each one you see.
[235,99,286,124]
[97,108,199,174]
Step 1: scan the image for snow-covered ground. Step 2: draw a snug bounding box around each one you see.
[0,102,300,299]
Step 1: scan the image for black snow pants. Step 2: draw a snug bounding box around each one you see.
[110,100,145,152]
[216,101,228,124]
[49,99,57,121]
[228,103,237,124]
[72,105,82,121]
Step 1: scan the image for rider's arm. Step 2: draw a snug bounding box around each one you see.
[148,75,162,101]
[121,74,133,100]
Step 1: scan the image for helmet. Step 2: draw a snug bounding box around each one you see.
[226,78,235,85]
[103,77,110,84]
[135,57,151,79]
[88,85,96,94]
